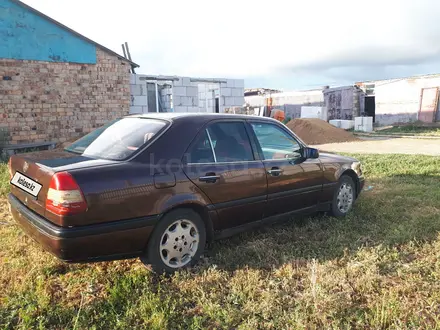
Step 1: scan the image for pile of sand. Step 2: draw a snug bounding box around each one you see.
[286,118,359,145]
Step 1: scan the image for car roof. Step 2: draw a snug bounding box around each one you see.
[127,112,278,123]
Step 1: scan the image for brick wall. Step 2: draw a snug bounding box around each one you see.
[0,48,131,144]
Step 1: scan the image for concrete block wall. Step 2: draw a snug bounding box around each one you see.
[173,77,245,113]
[1,48,131,144]
[219,79,244,113]
[198,83,216,112]
[130,75,174,113]
[198,80,245,113]
[172,77,199,113]
[130,74,148,114]
[130,75,245,114]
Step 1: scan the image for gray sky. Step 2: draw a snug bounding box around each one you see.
[22,0,440,90]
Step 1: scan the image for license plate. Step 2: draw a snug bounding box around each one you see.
[10,172,42,197]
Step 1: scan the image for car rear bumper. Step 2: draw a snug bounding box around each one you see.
[8,193,158,262]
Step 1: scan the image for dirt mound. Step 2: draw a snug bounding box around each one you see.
[286,118,359,145]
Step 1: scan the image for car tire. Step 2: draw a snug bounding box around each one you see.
[141,209,206,274]
[330,175,356,217]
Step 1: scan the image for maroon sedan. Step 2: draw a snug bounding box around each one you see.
[8,113,364,273]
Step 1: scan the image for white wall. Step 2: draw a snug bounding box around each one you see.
[374,75,440,125]
[198,83,217,113]
[175,77,244,113]
[245,95,265,107]
[220,79,245,113]
[129,74,245,114]
[301,106,328,120]
[244,89,325,119]
[129,75,173,113]
[129,74,148,114]
[172,76,199,113]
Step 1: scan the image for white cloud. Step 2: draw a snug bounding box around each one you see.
[21,0,440,87]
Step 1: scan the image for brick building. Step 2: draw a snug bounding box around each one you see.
[0,0,138,146]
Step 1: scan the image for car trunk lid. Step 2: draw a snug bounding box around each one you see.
[9,150,117,224]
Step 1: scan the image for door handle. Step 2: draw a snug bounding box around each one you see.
[199,175,220,183]
[267,167,283,176]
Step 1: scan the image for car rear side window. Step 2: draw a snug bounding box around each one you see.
[185,130,216,164]
[65,118,167,160]
[250,122,302,160]
[208,122,254,162]
[186,121,254,164]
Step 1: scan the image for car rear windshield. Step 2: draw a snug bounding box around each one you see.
[65,117,167,160]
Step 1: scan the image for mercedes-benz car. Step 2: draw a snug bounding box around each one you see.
[8,113,364,273]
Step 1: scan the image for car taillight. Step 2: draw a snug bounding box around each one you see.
[46,172,87,216]
[8,157,13,179]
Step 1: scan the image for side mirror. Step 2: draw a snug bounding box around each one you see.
[301,147,319,159]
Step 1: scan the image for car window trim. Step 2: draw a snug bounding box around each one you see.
[243,121,263,161]
[208,119,255,163]
[246,119,306,162]
[186,160,262,166]
[126,118,173,162]
[244,121,264,161]
[182,118,257,165]
[205,128,217,162]
[66,117,172,162]
[247,118,306,146]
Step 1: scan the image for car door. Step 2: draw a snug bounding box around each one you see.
[182,120,268,230]
[248,120,324,218]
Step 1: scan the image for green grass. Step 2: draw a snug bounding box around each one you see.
[378,125,440,136]
[1,154,440,329]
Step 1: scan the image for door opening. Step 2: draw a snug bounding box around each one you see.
[215,97,220,113]
[419,87,440,123]
[364,96,376,123]
[436,93,440,122]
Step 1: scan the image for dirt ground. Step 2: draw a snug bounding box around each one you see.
[313,137,440,156]
[287,118,359,145]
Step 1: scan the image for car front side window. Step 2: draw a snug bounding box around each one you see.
[250,122,302,160]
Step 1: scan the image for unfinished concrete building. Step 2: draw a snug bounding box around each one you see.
[130,75,245,114]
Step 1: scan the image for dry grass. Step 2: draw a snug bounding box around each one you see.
[0,163,9,197]
[1,155,440,329]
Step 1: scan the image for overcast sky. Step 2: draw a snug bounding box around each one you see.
[21,0,440,90]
